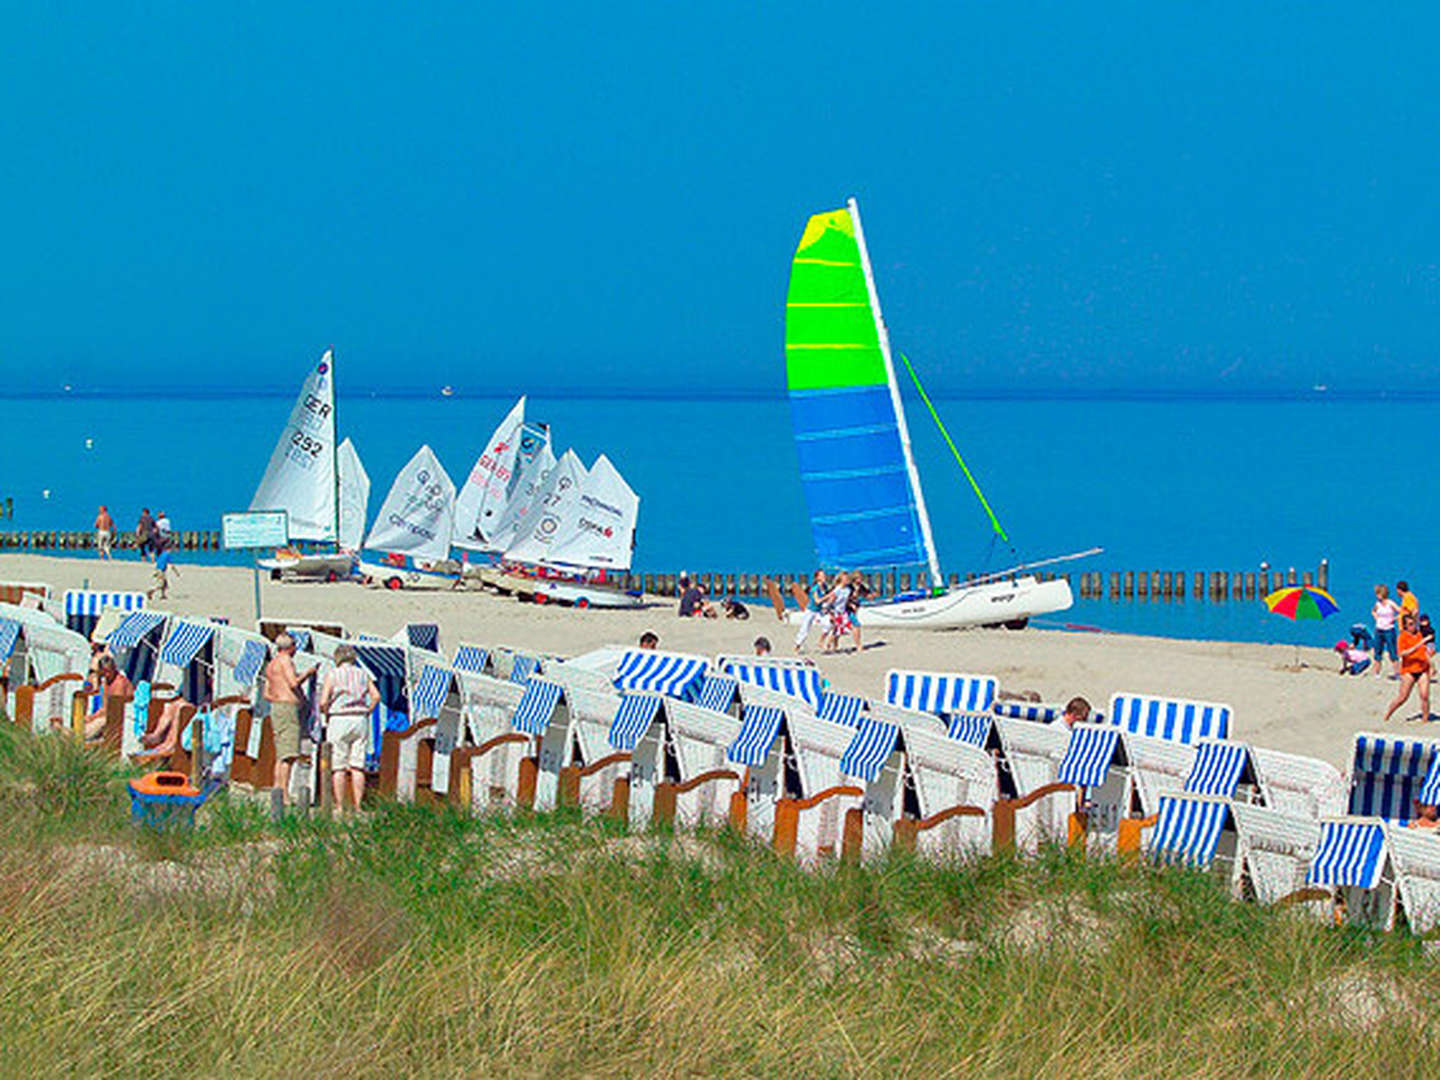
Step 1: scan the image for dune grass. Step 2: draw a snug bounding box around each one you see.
[0,727,1434,1077]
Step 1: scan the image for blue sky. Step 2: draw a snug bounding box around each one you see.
[3,4,1437,395]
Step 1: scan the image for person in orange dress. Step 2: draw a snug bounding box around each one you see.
[1383,613,1432,723]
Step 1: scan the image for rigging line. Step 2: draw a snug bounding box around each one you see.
[898,353,1009,544]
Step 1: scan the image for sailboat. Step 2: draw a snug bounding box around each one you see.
[491,450,643,608]
[251,349,371,581]
[784,200,1085,629]
[358,445,461,589]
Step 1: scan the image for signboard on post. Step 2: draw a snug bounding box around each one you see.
[222,510,290,551]
[223,510,289,620]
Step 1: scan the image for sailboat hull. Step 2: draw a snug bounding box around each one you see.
[825,575,1073,630]
[257,551,356,581]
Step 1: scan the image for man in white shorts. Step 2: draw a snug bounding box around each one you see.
[317,644,380,815]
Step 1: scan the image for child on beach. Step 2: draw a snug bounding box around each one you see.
[1334,641,1372,675]
[1382,613,1431,723]
[793,569,828,653]
[147,547,173,600]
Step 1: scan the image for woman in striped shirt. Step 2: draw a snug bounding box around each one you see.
[318,645,380,814]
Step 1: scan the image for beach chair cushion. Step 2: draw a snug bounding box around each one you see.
[885,669,997,714]
[1107,693,1231,743]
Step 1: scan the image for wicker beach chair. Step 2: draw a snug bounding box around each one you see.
[884,668,998,715]
[608,692,743,830]
[721,659,825,709]
[1107,691,1232,743]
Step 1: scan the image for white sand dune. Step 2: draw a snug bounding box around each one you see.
[4,553,1416,770]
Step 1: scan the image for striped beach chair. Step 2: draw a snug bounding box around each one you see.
[63,589,144,638]
[1180,738,1346,820]
[990,717,1076,851]
[722,660,825,710]
[402,622,440,653]
[838,704,997,861]
[1146,793,1239,873]
[991,699,1106,725]
[454,670,528,810]
[1056,724,1195,854]
[614,649,709,701]
[817,690,867,727]
[1107,692,1231,744]
[1347,732,1440,822]
[1229,802,1324,906]
[697,673,741,716]
[1307,818,1395,928]
[507,676,623,813]
[0,604,92,733]
[392,661,461,801]
[885,669,997,715]
[452,643,491,676]
[607,692,742,830]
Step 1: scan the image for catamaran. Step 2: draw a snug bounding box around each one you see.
[359,444,461,589]
[784,200,1093,629]
[251,349,371,581]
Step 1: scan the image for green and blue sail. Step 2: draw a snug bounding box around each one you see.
[786,203,1005,575]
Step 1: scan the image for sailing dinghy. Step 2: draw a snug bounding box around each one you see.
[784,200,1083,629]
[358,445,461,589]
[251,349,367,581]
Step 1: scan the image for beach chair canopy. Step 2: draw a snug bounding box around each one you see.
[1419,756,1440,808]
[1148,794,1233,869]
[614,649,708,700]
[1349,732,1439,822]
[607,693,665,751]
[230,638,269,687]
[354,641,406,680]
[159,620,216,669]
[108,610,168,649]
[453,644,490,675]
[63,589,144,635]
[727,703,785,767]
[404,623,440,653]
[512,678,565,736]
[1184,739,1255,798]
[509,653,540,684]
[1307,818,1388,889]
[885,669,997,714]
[839,715,902,783]
[946,711,993,748]
[0,618,20,661]
[818,691,867,727]
[723,660,824,708]
[286,627,316,651]
[411,663,456,720]
[1107,693,1231,743]
[697,673,739,714]
[1057,724,1124,787]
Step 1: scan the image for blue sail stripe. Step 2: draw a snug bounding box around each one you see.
[794,423,900,442]
[801,465,910,483]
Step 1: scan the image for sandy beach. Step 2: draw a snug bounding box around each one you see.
[3,552,1413,770]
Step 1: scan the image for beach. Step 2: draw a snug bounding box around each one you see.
[5,552,1404,770]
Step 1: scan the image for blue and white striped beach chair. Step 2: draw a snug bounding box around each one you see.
[63,589,144,638]
[1057,723,1195,853]
[1146,794,1237,871]
[608,692,742,830]
[508,676,623,812]
[990,716,1076,851]
[213,628,270,702]
[722,660,825,710]
[1347,732,1440,822]
[885,669,997,715]
[817,691,867,728]
[841,704,998,861]
[403,623,440,653]
[1107,692,1231,744]
[0,603,92,731]
[991,699,1106,726]
[452,643,491,676]
[1250,746,1347,820]
[455,669,528,809]
[1228,802,1324,906]
[1307,818,1396,928]
[697,673,741,716]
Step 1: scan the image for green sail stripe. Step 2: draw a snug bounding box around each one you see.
[785,207,886,391]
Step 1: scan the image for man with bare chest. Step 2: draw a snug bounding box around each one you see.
[265,632,317,806]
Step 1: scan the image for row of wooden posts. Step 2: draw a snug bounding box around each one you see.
[1075,561,1330,602]
[0,530,223,552]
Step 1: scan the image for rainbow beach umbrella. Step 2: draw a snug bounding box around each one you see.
[1263,585,1340,621]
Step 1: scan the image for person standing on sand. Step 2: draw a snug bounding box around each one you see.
[1373,585,1401,678]
[846,571,869,652]
[318,645,380,816]
[793,569,828,653]
[156,511,172,550]
[93,505,114,559]
[1398,580,1419,622]
[265,633,318,808]
[1383,613,1431,723]
[136,508,155,560]
[147,546,173,600]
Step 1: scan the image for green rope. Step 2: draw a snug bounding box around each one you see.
[899,353,1009,543]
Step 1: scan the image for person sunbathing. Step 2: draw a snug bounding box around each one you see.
[1409,802,1440,831]
[1059,696,1091,729]
[83,655,132,741]
[140,692,199,755]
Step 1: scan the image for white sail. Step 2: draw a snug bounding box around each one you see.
[336,438,370,551]
[486,430,555,552]
[248,349,337,541]
[452,397,526,551]
[503,449,585,564]
[363,445,456,563]
[541,454,639,570]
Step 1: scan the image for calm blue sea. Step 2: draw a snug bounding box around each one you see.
[0,391,1425,647]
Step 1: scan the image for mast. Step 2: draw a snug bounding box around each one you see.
[330,347,341,549]
[847,197,944,588]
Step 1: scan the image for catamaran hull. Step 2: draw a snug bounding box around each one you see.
[801,575,1072,630]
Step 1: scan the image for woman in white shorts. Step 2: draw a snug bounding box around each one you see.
[318,644,380,814]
